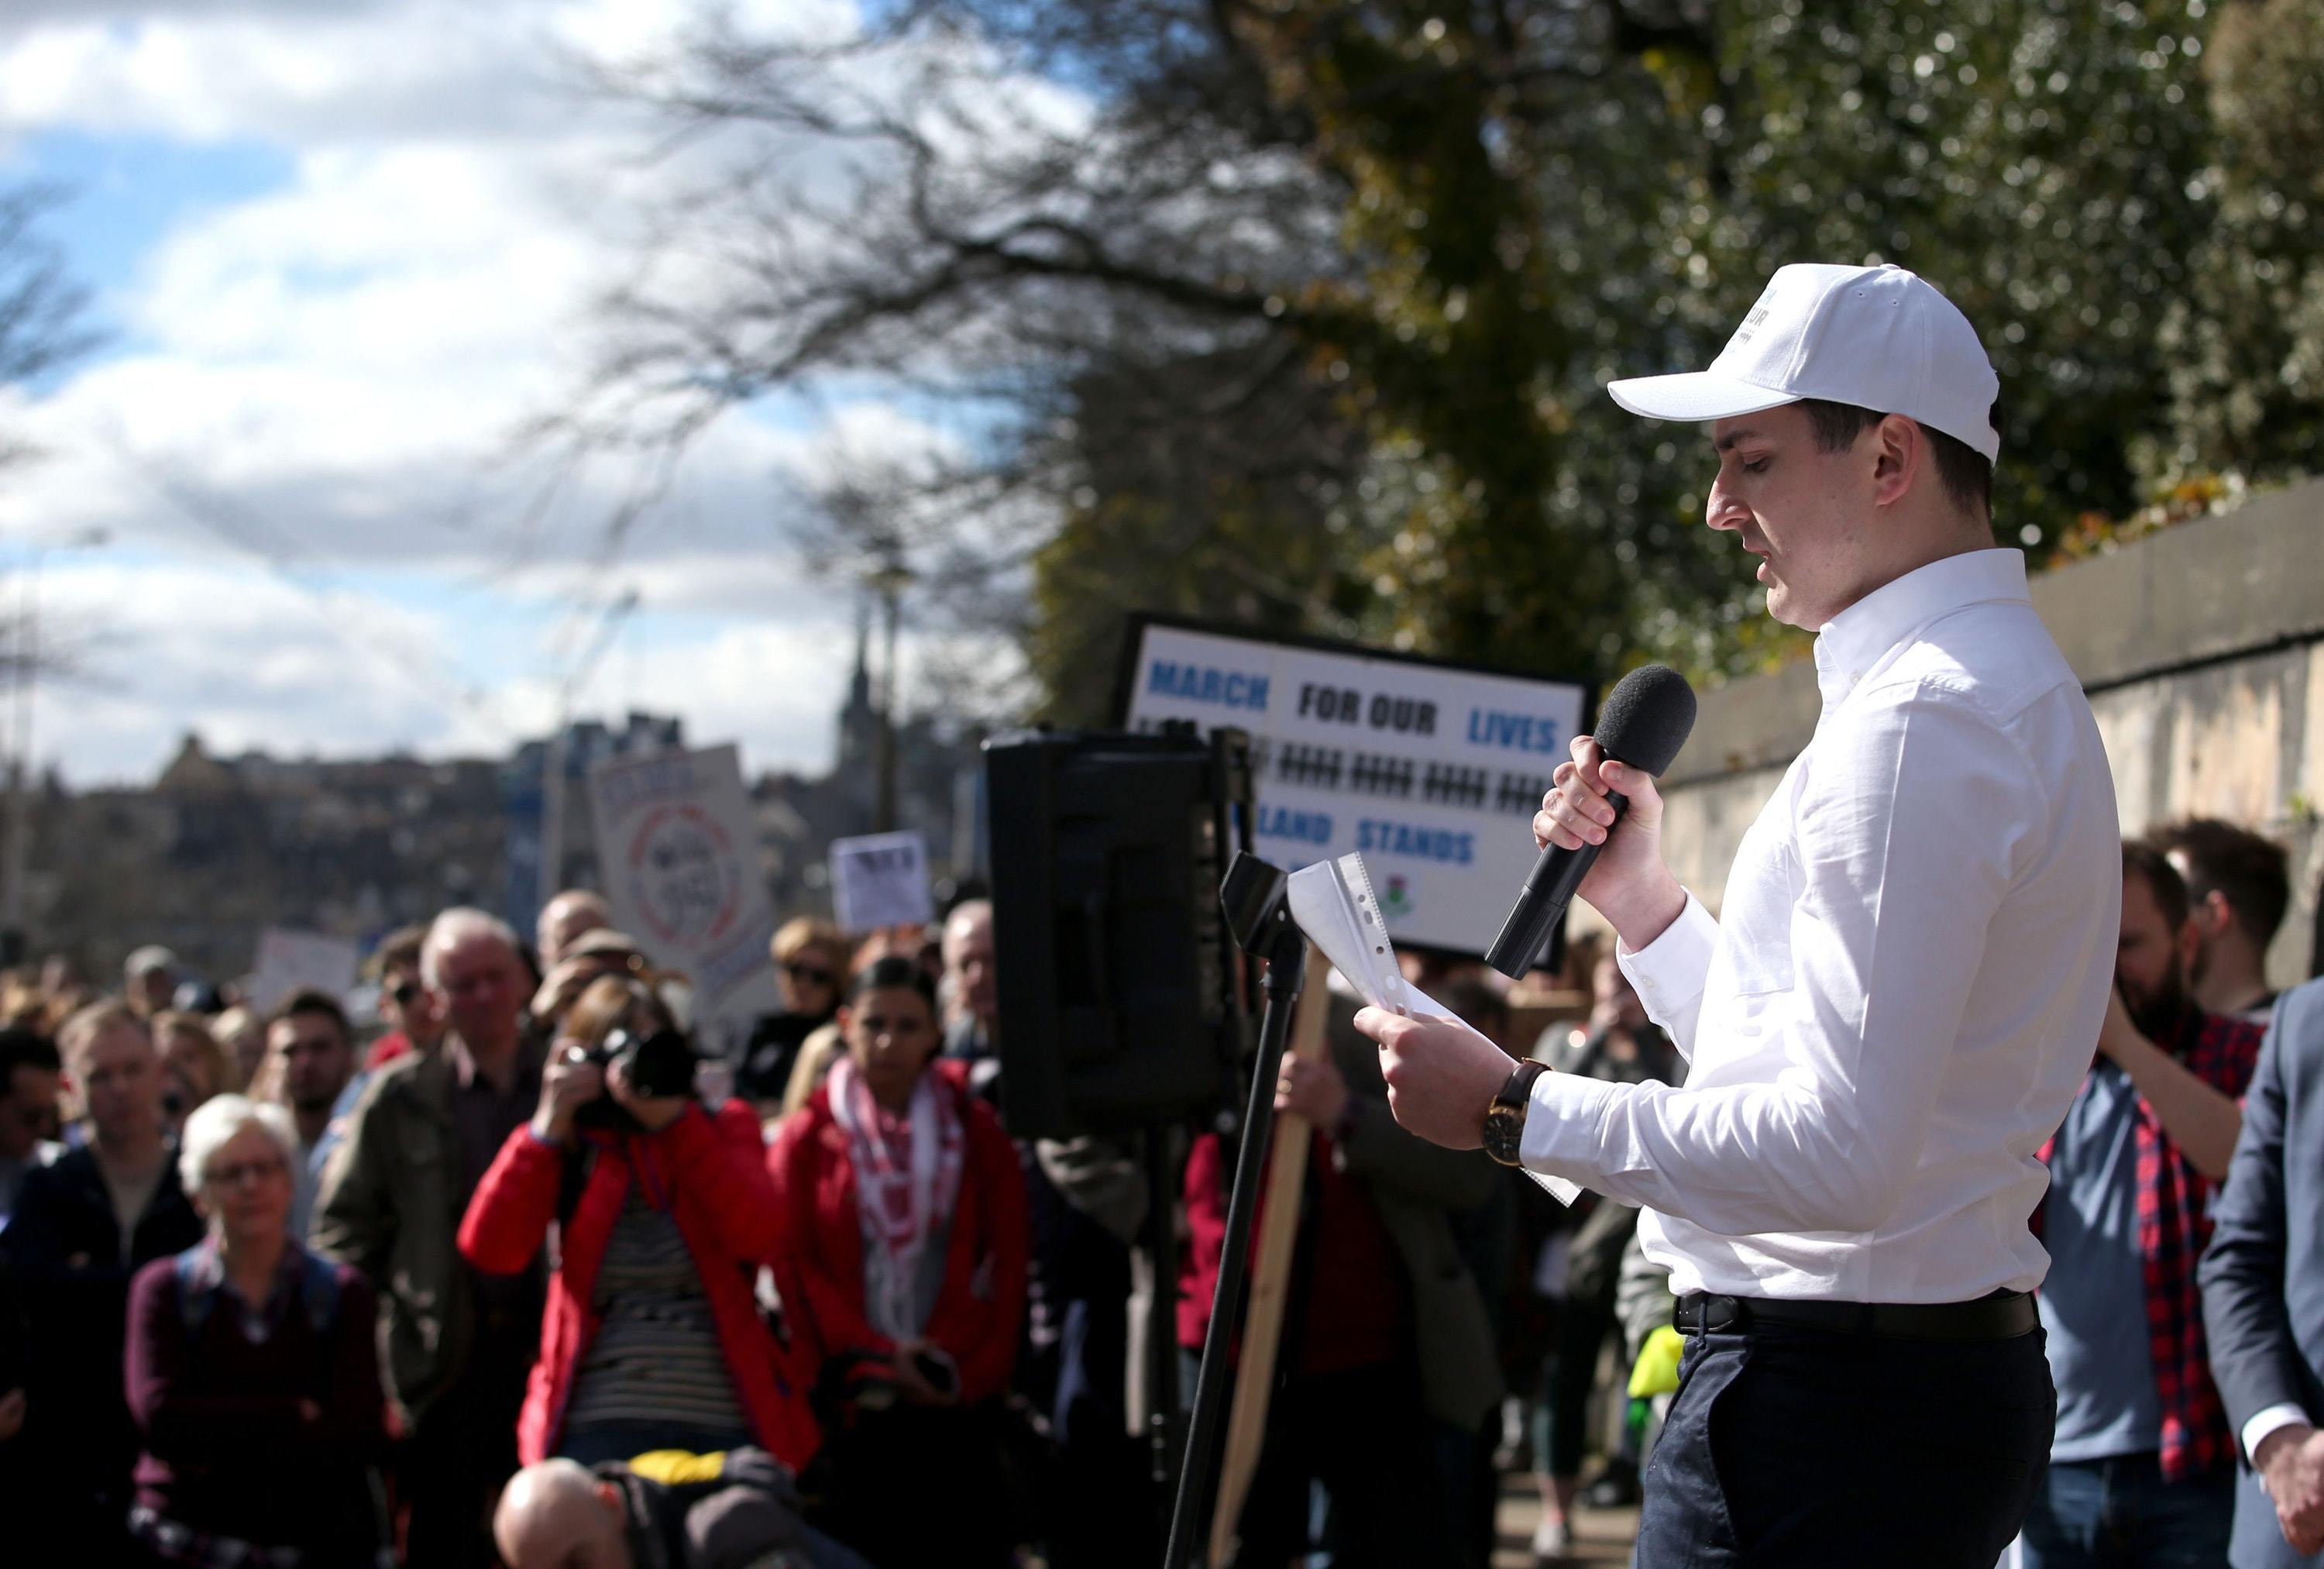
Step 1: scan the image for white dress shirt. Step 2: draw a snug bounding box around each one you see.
[1521,549,2119,1303]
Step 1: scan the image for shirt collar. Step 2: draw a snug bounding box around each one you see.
[1813,548,2030,706]
[449,1031,541,1095]
[181,1236,304,1309]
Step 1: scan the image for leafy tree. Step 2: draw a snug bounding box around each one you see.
[2163,0,2324,485]
[569,0,2301,715]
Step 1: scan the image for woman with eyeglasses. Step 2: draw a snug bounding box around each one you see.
[457,974,820,1471]
[768,955,1029,1567]
[739,918,850,1113]
[122,1094,387,1567]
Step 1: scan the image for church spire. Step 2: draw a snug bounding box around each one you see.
[837,593,878,776]
[847,598,872,712]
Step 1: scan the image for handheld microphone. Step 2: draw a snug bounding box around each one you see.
[1483,664,1697,979]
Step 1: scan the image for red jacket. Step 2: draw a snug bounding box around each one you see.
[457,1101,820,1469]
[1176,1129,1407,1378]
[766,1060,1027,1406]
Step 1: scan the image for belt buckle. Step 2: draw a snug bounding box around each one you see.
[1681,1292,1738,1334]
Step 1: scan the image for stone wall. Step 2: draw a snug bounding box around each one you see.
[1619,478,2324,989]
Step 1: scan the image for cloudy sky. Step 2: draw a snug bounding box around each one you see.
[0,0,989,786]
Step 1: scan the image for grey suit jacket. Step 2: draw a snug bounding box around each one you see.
[2199,977,2324,1568]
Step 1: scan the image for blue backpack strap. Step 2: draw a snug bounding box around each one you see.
[174,1243,218,1334]
[298,1248,342,1337]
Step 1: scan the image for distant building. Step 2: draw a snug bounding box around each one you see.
[500,711,686,931]
[21,733,507,986]
[9,632,987,989]
[752,617,986,923]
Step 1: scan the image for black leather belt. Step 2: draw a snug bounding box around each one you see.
[1674,1289,2037,1342]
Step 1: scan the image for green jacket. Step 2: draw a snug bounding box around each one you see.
[310,1048,495,1426]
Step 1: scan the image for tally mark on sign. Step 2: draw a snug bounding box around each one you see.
[1347,752,1417,799]
[1270,747,1560,817]
[1419,763,1490,810]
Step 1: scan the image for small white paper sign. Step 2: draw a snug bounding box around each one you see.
[249,928,359,1015]
[829,831,934,933]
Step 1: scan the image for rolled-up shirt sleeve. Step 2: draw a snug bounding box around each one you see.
[1521,684,2034,1237]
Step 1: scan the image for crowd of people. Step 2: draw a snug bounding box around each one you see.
[0,810,2313,1567]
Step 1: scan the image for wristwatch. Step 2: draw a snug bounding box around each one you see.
[1482,1060,1549,1167]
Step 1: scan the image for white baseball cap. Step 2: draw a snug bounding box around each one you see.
[1607,263,2000,461]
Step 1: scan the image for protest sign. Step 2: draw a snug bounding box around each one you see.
[587,743,779,1054]
[829,831,935,933]
[1119,615,1592,959]
[249,928,359,1014]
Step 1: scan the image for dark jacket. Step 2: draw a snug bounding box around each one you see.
[603,1447,813,1569]
[0,1142,204,1477]
[2,1143,203,1563]
[311,1047,540,1426]
[2199,977,2324,1568]
[1175,999,1504,1430]
[125,1241,386,1556]
[1325,1000,1506,1430]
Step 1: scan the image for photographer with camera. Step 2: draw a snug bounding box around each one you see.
[768,955,1028,1568]
[458,973,820,1473]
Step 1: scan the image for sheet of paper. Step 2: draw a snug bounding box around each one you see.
[1285,855,1579,1206]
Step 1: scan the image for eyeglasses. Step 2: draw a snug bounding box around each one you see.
[783,962,837,987]
[388,982,422,1007]
[205,1156,289,1189]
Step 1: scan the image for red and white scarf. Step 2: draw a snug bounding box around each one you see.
[827,1055,964,1341]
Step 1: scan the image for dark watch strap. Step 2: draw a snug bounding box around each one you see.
[1484,1060,1549,1166]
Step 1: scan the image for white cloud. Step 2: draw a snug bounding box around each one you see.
[0,0,1067,786]
[32,549,877,786]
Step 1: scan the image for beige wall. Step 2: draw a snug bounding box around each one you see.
[1594,479,2324,990]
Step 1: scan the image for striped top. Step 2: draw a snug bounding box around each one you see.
[562,1184,748,1440]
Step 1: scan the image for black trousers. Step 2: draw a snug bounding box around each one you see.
[1636,1321,2054,1568]
[819,1399,1014,1569]
[1233,1361,1452,1569]
[401,1347,529,1569]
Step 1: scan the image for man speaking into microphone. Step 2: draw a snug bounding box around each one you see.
[1355,263,2119,1566]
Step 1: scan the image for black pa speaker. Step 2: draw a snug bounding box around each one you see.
[984,726,1251,1140]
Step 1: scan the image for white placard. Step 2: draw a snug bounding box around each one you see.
[1122,619,1590,958]
[249,928,359,1014]
[829,831,935,934]
[586,743,780,1054]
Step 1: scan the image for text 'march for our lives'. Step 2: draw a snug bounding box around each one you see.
[1122,619,1590,958]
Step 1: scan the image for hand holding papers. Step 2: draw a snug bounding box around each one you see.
[1286,854,1578,1206]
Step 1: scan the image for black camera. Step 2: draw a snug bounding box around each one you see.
[570,1024,700,1132]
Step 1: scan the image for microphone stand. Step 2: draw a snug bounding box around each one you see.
[1164,856,1309,1569]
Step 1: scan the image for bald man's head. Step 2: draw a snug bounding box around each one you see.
[943,899,995,1033]
[538,890,612,970]
[495,1458,631,1569]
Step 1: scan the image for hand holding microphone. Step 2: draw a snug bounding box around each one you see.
[1486,665,1697,977]
[1534,738,1676,929]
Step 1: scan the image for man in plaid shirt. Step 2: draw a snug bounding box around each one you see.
[2027,841,2266,1567]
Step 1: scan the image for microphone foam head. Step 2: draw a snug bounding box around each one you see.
[1593,664,1697,777]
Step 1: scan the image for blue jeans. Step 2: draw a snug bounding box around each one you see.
[2020,1451,2234,1569]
